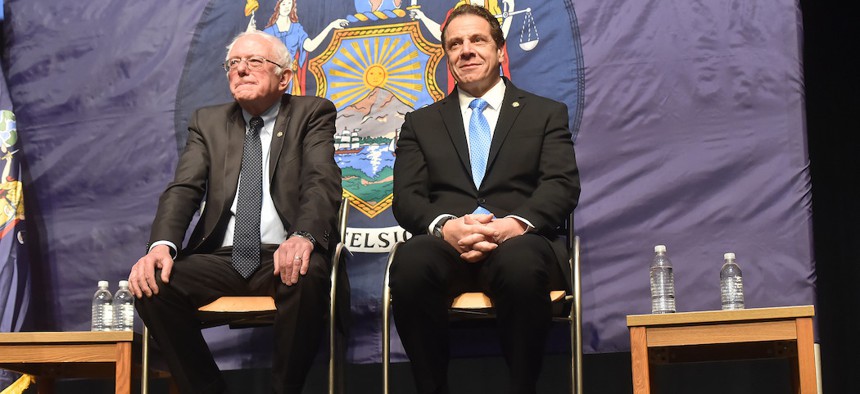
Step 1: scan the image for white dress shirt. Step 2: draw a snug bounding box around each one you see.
[221,103,289,247]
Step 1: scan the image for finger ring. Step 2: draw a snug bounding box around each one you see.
[293,255,301,260]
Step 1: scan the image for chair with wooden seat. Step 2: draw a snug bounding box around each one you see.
[381,214,583,394]
[141,198,350,394]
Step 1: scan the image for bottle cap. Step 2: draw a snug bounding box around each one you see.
[724,252,736,260]
[98,280,109,288]
[654,245,667,253]
[118,280,129,288]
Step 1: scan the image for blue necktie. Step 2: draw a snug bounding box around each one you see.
[232,116,263,278]
[468,98,493,215]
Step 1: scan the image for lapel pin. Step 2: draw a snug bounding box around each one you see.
[277,131,284,137]
[512,102,520,107]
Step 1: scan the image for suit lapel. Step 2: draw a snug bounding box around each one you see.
[269,95,291,182]
[487,80,524,173]
[439,93,472,179]
[223,105,245,210]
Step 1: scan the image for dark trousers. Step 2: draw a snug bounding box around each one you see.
[389,234,565,394]
[135,245,331,394]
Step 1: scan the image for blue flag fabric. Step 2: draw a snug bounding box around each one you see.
[2,0,812,368]
[1,30,32,388]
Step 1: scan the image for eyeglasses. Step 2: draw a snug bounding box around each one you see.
[222,56,284,72]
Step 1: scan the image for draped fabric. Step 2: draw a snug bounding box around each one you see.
[1,7,33,386]
[2,0,812,367]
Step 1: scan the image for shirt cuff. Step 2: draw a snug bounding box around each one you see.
[149,240,178,259]
[503,215,535,234]
[428,214,457,234]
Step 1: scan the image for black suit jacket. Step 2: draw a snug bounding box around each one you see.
[393,79,580,286]
[148,94,342,257]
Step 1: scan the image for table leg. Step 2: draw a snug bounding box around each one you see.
[794,317,817,394]
[630,326,651,394]
[115,341,132,394]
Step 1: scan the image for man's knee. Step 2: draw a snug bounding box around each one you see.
[288,254,331,294]
[486,235,554,291]
[389,235,449,289]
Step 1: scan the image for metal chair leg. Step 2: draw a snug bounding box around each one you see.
[330,198,349,394]
[142,325,150,394]
[329,245,340,394]
[382,242,400,394]
[572,236,583,394]
[383,285,392,394]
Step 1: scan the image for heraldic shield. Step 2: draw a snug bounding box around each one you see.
[310,22,444,218]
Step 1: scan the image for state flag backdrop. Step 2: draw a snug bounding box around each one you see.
[2,0,812,367]
[1,7,33,387]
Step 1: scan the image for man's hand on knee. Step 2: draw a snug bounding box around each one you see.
[274,236,314,286]
[128,245,174,298]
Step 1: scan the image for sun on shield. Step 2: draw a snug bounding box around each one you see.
[309,22,444,218]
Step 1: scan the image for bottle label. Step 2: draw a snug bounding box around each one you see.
[116,304,135,329]
[101,304,114,327]
[650,269,675,313]
[721,276,745,309]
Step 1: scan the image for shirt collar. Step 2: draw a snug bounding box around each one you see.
[457,78,506,112]
[242,101,280,136]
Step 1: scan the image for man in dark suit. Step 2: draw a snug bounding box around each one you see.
[127,30,341,394]
[390,4,580,394]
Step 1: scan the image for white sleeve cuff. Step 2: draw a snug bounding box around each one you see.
[149,241,178,259]
[428,214,457,234]
[503,215,535,234]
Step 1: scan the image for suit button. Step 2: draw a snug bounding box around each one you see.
[478,198,486,204]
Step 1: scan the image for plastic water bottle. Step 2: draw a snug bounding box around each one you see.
[650,245,675,313]
[113,280,135,331]
[720,252,745,310]
[91,281,114,331]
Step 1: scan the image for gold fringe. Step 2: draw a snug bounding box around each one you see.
[1,374,35,394]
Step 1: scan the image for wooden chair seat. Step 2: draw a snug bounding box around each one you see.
[450,290,567,309]
[196,296,277,329]
[198,296,276,313]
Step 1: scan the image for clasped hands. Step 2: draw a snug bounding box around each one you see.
[441,214,527,263]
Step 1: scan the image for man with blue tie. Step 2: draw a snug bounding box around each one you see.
[389,4,580,394]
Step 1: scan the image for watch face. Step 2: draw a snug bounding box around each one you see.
[434,217,450,238]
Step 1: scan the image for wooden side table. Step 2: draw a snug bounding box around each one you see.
[0,331,136,394]
[627,305,816,394]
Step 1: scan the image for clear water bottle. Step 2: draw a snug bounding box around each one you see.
[650,245,676,313]
[91,280,114,331]
[113,280,135,331]
[720,252,745,310]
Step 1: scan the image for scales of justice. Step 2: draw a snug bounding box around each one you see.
[407,0,540,51]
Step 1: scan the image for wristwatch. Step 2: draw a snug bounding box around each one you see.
[290,231,317,247]
[432,215,455,239]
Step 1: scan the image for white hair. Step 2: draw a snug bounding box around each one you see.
[225,30,293,75]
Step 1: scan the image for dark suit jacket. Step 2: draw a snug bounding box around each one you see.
[393,79,580,287]
[148,94,342,257]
